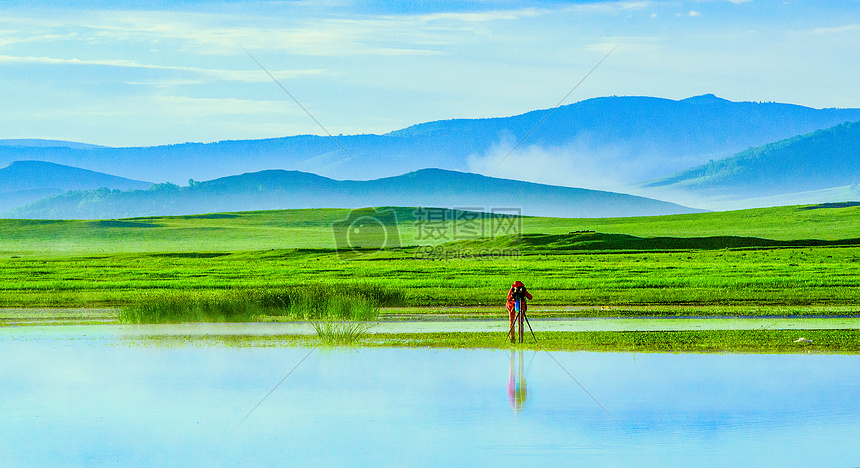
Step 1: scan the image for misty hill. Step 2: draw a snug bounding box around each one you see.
[0,139,106,149]
[643,121,860,201]
[0,161,153,214]
[7,168,701,220]
[2,95,858,191]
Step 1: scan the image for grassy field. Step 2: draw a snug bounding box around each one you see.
[1,204,860,315]
[3,244,860,310]
[3,203,860,255]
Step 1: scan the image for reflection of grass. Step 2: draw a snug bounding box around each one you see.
[118,284,398,324]
[0,308,117,326]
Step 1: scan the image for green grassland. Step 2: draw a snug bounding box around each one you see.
[1,204,860,315]
[3,203,860,255]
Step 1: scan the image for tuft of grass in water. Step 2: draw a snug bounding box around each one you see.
[310,320,373,345]
[119,283,400,324]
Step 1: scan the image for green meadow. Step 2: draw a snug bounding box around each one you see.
[1,204,860,319]
[4,203,860,254]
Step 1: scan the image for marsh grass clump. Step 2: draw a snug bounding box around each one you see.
[119,289,261,323]
[119,283,402,324]
[310,320,373,345]
[264,284,381,321]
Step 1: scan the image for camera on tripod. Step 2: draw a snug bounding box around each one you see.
[511,285,527,300]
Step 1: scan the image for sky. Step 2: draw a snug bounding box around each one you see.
[1,0,858,147]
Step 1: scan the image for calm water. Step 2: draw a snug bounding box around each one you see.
[2,328,859,467]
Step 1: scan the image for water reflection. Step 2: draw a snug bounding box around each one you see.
[4,329,860,466]
[507,350,528,411]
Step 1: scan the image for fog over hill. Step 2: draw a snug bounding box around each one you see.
[2,95,858,194]
[6,168,702,220]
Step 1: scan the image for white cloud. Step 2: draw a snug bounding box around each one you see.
[0,54,138,67]
[689,10,702,17]
[813,24,860,35]
[20,7,538,58]
[0,54,325,83]
[1,9,454,57]
[415,9,541,23]
[0,31,79,48]
[567,1,653,14]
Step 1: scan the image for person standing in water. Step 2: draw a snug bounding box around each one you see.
[506,281,532,342]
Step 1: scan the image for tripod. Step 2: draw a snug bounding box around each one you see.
[508,297,537,343]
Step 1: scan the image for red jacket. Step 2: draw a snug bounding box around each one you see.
[506,281,532,312]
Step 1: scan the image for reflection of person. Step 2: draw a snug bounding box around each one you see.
[507,350,528,411]
[506,281,532,342]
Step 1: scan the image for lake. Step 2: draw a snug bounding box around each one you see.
[2,326,858,466]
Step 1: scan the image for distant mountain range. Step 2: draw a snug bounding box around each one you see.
[2,95,858,191]
[3,94,860,216]
[0,139,105,149]
[5,168,701,220]
[0,160,152,214]
[642,121,860,206]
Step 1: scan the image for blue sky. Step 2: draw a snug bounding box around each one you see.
[1,0,858,147]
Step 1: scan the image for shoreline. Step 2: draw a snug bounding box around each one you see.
[2,312,859,354]
[4,305,860,326]
[5,317,860,333]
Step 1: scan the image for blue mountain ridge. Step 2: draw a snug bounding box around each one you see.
[0,139,106,149]
[643,121,860,200]
[2,95,858,187]
[6,168,702,220]
[0,160,153,213]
